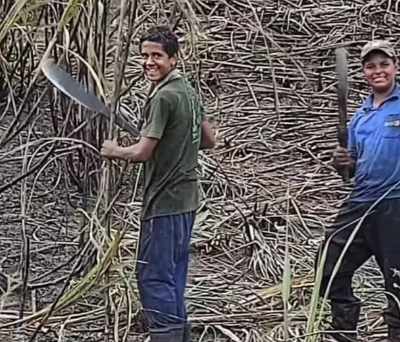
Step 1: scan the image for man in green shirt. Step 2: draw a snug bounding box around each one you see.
[101,26,216,342]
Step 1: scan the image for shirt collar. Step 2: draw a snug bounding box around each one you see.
[362,83,400,111]
[147,69,181,100]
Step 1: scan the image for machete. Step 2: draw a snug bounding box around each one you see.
[40,59,139,137]
[335,48,350,183]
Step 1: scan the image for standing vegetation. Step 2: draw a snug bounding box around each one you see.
[1,1,399,341]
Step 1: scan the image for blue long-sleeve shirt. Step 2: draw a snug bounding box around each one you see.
[349,83,400,202]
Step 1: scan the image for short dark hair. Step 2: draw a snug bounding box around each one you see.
[139,26,179,57]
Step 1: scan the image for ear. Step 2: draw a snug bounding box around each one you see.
[170,53,178,68]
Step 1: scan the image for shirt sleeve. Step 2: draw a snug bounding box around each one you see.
[141,94,171,140]
[348,114,358,162]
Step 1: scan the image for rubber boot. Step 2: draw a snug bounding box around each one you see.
[183,322,191,342]
[150,328,184,342]
[325,301,361,342]
[389,327,400,342]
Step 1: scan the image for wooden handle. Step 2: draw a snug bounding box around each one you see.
[337,125,350,183]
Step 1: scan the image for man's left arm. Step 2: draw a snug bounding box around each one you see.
[101,95,170,162]
[198,105,217,150]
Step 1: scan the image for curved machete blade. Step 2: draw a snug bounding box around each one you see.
[40,59,138,137]
[335,47,350,182]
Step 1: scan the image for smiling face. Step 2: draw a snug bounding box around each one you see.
[140,41,177,84]
[363,51,397,93]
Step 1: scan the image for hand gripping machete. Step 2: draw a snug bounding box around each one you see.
[40,59,139,137]
[335,48,350,183]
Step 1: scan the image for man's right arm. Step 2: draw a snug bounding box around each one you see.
[332,153,356,178]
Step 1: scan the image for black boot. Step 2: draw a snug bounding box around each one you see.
[325,301,361,342]
[389,327,400,342]
[183,322,191,342]
[150,328,184,342]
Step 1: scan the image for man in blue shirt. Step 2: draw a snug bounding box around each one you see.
[316,40,400,342]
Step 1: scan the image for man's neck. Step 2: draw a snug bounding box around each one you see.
[150,68,178,86]
[147,68,180,99]
[372,83,395,107]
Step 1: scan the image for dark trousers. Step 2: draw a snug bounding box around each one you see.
[316,198,400,328]
[136,211,195,333]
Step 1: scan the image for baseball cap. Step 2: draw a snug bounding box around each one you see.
[360,40,396,61]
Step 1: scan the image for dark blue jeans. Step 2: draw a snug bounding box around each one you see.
[316,199,400,328]
[137,211,195,333]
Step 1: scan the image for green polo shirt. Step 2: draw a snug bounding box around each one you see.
[140,70,205,220]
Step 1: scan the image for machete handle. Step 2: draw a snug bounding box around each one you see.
[340,165,350,183]
[337,125,350,183]
[112,115,139,137]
